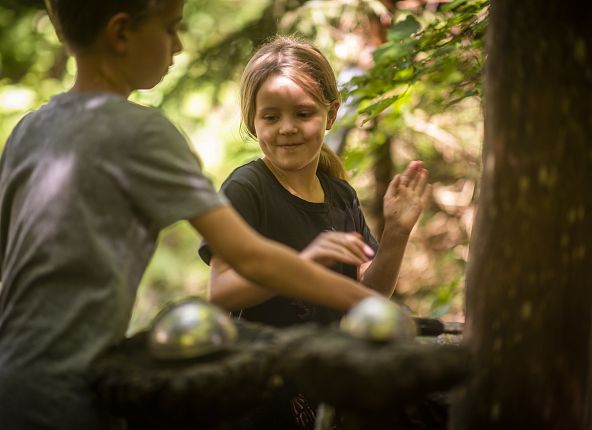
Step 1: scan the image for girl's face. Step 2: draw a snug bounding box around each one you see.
[123,0,184,90]
[253,74,338,175]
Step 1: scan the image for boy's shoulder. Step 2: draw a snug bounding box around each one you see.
[31,92,170,128]
[3,93,185,162]
[47,92,160,118]
[51,92,180,141]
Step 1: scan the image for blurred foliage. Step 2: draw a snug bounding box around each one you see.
[337,0,488,319]
[351,0,487,120]
[0,0,488,333]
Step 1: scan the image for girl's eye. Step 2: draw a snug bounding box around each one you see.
[297,111,313,118]
[262,115,278,121]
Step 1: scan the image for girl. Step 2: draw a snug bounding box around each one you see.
[199,35,430,429]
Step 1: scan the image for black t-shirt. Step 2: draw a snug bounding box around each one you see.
[199,158,378,327]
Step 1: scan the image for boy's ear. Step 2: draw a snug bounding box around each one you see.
[326,102,341,130]
[104,12,133,53]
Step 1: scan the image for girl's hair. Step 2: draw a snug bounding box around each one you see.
[240,35,347,179]
[46,0,162,51]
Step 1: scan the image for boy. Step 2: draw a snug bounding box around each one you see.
[0,1,377,428]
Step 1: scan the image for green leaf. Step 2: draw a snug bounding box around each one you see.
[359,94,401,122]
[429,276,462,318]
[387,15,421,41]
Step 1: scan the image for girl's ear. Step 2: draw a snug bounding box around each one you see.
[104,12,133,54]
[326,101,341,130]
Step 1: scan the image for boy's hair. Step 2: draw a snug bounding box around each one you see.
[45,0,162,51]
[240,35,346,179]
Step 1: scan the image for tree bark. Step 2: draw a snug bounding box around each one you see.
[371,138,393,237]
[450,1,592,429]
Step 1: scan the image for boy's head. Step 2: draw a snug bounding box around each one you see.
[46,0,166,51]
[46,0,184,93]
[240,35,341,140]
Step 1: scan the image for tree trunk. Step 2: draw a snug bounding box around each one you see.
[450,1,592,429]
[371,138,393,237]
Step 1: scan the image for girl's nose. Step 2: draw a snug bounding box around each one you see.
[279,121,297,135]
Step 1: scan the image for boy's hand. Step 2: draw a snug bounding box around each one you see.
[300,231,375,267]
[383,160,431,236]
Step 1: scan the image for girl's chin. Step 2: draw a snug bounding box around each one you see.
[269,159,316,173]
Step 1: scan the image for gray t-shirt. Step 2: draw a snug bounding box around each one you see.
[0,92,226,427]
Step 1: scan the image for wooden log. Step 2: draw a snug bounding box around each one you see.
[90,321,280,429]
[90,321,471,429]
[274,325,471,429]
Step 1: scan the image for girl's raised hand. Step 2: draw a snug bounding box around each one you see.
[300,231,375,267]
[383,160,431,236]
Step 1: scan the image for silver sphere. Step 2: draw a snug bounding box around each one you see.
[148,297,237,360]
[340,297,416,342]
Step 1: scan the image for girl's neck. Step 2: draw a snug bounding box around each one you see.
[263,158,324,203]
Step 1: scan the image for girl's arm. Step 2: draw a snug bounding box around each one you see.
[209,230,375,311]
[359,161,431,296]
[209,256,275,311]
[191,206,378,312]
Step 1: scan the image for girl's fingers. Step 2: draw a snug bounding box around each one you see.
[415,168,429,193]
[391,174,401,190]
[323,235,369,262]
[404,160,422,176]
[311,232,374,264]
[408,164,425,189]
[385,175,400,198]
[312,244,368,266]
[363,243,375,257]
[342,233,375,258]
[328,249,368,265]
[395,160,424,191]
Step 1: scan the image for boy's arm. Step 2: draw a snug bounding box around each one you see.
[209,230,374,311]
[191,206,377,312]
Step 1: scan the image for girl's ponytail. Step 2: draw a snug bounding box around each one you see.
[318,144,346,180]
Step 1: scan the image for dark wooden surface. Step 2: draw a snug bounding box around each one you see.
[90,321,471,429]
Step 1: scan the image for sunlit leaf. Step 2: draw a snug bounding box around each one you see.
[387,15,421,41]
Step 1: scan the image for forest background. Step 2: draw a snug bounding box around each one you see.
[0,0,487,334]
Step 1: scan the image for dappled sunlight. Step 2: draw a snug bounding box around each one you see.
[189,106,241,174]
[0,87,36,112]
[28,154,75,212]
[191,127,226,173]
[433,179,475,214]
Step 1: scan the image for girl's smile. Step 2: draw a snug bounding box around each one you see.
[278,143,304,150]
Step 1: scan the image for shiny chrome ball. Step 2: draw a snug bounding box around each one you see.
[340,297,416,342]
[148,297,237,360]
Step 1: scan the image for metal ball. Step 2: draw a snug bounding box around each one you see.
[340,297,416,342]
[148,297,237,360]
